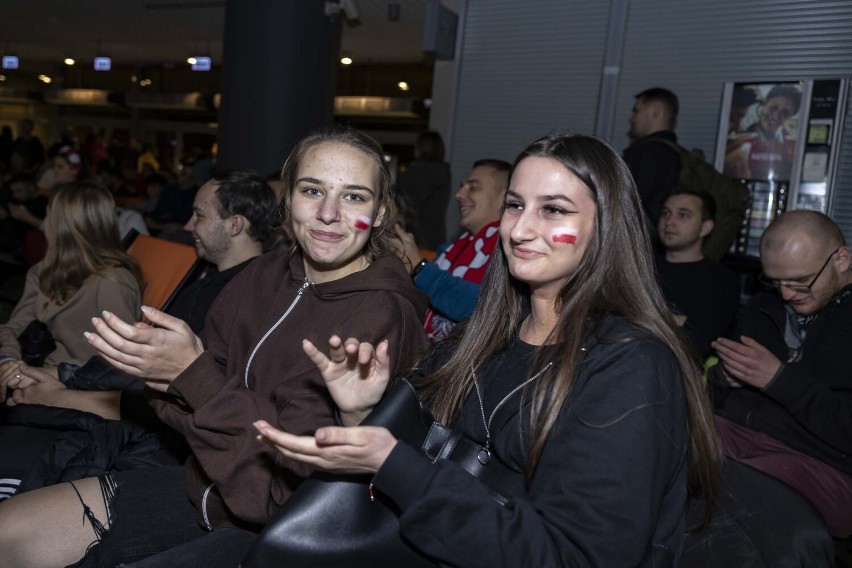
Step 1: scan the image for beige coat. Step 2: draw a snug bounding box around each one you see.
[0,263,141,365]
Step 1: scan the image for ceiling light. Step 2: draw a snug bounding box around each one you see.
[131,75,137,83]
[38,74,52,84]
[397,81,410,91]
[94,56,111,71]
[340,56,352,65]
[0,75,6,81]
[64,57,75,66]
[187,57,197,65]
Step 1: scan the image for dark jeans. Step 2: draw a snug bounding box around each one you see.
[121,528,256,568]
[71,466,209,568]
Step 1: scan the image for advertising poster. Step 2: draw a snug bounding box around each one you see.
[722,82,803,182]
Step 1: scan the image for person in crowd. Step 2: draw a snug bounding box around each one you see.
[711,210,852,538]
[0,126,429,568]
[0,173,48,255]
[395,159,511,341]
[257,133,720,567]
[622,87,681,227]
[395,131,452,250]
[144,165,197,239]
[11,119,45,175]
[0,181,141,386]
[655,190,740,357]
[169,169,276,331]
[6,169,277,416]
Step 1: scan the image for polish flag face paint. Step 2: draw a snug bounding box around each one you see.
[355,215,372,231]
[552,228,578,245]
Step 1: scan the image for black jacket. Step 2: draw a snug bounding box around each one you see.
[623,131,681,227]
[713,285,852,476]
[373,316,689,567]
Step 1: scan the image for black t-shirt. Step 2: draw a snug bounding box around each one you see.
[655,255,741,357]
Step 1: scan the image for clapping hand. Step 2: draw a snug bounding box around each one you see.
[85,306,204,392]
[302,335,390,426]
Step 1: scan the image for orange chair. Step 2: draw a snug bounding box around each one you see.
[418,248,437,261]
[124,230,203,311]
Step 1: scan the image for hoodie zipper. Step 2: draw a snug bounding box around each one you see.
[201,483,215,530]
[243,278,310,388]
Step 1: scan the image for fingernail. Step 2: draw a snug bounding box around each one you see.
[84,331,92,340]
[102,310,110,318]
[91,317,99,325]
[141,305,151,313]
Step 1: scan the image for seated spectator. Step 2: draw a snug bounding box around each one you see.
[37,145,86,193]
[395,131,452,250]
[0,174,47,256]
[0,181,141,382]
[0,126,428,568]
[6,169,277,416]
[11,119,44,176]
[395,159,511,341]
[710,210,852,538]
[144,167,197,238]
[655,190,740,357]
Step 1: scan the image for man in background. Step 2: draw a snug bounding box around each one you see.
[395,159,510,341]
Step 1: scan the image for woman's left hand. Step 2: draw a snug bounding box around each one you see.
[85,306,204,388]
[253,420,397,474]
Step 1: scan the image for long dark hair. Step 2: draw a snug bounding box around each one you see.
[279,125,398,262]
[40,181,140,304]
[417,133,719,513]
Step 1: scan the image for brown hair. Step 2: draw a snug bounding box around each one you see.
[279,125,397,262]
[40,181,140,304]
[417,133,719,521]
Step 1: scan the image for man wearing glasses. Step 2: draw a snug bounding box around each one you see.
[711,210,852,539]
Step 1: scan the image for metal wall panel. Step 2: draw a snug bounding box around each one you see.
[449,0,852,238]
[617,0,852,238]
[449,0,610,194]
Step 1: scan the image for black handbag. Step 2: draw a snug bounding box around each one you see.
[242,379,511,568]
[16,320,56,367]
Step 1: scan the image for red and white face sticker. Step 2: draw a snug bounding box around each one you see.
[552,228,578,245]
[355,214,372,231]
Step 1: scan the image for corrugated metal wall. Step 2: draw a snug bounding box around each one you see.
[449,0,610,188]
[450,0,852,238]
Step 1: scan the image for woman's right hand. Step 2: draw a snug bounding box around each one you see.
[302,335,390,426]
[0,359,23,400]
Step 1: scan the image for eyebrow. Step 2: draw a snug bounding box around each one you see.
[296,176,375,195]
[505,190,577,206]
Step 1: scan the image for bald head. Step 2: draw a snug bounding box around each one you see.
[762,210,844,256]
[760,210,851,315]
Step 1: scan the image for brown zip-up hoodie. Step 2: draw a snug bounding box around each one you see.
[149,248,429,530]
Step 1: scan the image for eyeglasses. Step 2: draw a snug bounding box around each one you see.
[759,248,840,294]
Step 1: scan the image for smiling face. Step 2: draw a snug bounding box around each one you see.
[184,180,231,265]
[759,95,796,138]
[289,142,384,283]
[500,156,597,297]
[456,165,507,234]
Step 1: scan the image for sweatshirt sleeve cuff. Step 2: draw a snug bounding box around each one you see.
[167,350,227,409]
[763,362,809,406]
[371,441,435,511]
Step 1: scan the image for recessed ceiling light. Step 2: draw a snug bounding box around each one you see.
[187,57,197,65]
[0,75,6,81]
[38,74,52,84]
[340,57,353,65]
[397,81,410,91]
[64,58,75,66]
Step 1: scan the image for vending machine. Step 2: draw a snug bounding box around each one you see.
[714,79,849,258]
